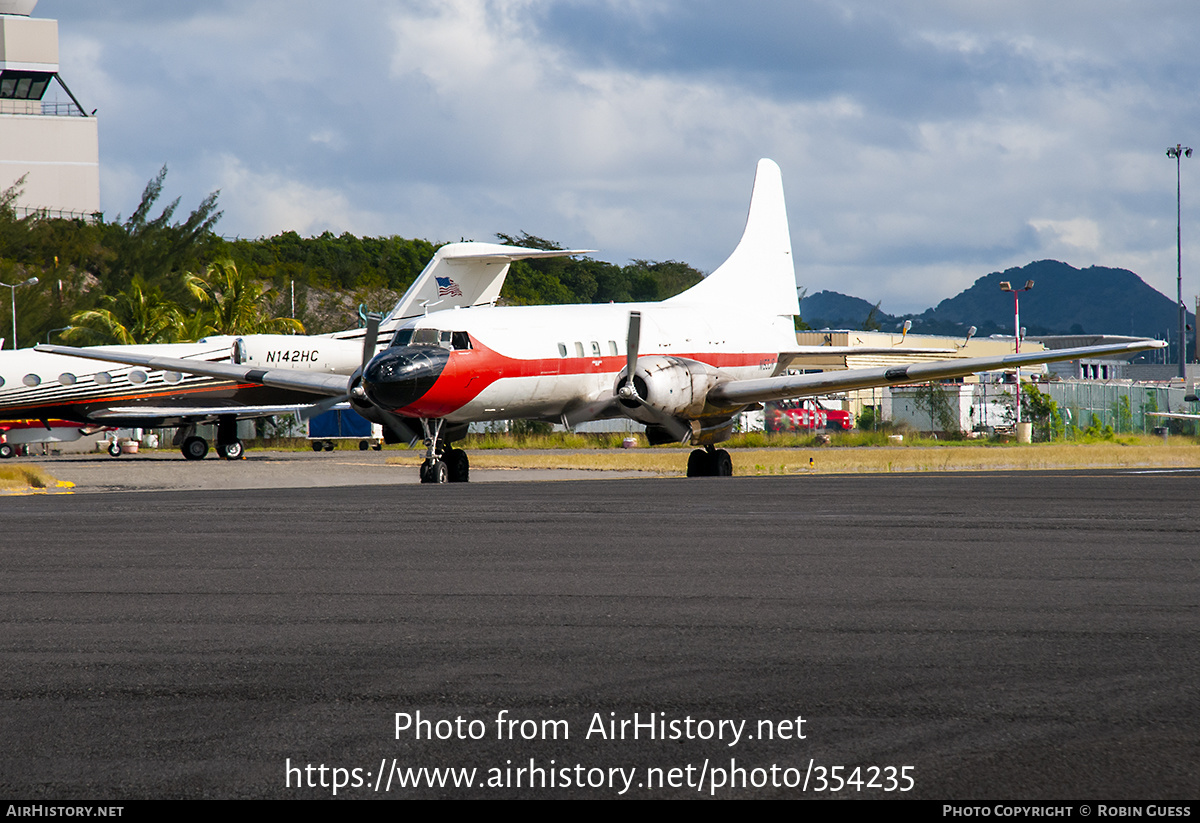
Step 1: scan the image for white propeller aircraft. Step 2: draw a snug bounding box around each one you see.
[2,241,589,459]
[40,159,1165,480]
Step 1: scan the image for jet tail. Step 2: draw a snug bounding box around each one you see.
[665,158,799,318]
[384,242,594,322]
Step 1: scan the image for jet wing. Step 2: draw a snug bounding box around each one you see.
[711,340,1166,406]
[89,403,333,421]
[36,345,350,398]
[1147,412,1200,421]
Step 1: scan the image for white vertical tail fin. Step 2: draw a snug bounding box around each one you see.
[665,159,799,318]
[384,242,596,322]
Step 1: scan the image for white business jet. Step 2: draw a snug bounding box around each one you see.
[2,241,589,459]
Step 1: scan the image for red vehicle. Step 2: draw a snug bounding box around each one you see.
[765,398,853,433]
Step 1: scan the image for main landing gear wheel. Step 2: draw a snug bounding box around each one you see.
[445,448,469,483]
[216,440,244,460]
[107,440,122,458]
[182,436,209,460]
[0,443,14,459]
[420,458,449,484]
[686,446,733,477]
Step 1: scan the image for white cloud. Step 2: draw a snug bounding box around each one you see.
[39,0,1200,314]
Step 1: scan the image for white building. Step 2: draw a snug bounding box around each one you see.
[0,0,99,219]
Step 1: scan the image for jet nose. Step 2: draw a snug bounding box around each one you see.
[362,346,449,411]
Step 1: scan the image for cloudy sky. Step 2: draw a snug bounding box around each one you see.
[41,0,1200,314]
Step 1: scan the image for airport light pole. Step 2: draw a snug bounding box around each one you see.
[1168,144,1192,378]
[3,276,39,350]
[1000,279,1034,425]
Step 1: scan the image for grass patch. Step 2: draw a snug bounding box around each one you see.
[385,437,1200,475]
[0,464,57,490]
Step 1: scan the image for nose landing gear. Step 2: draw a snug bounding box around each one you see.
[418,418,469,483]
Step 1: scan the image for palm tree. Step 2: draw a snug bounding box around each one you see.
[186,259,303,336]
[64,276,184,345]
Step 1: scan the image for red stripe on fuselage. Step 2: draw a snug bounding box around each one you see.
[393,337,776,418]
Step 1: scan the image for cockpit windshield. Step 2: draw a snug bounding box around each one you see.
[389,327,471,350]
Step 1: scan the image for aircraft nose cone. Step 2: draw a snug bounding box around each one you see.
[362,346,449,411]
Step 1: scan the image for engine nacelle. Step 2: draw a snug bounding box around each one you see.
[227,334,364,374]
[614,355,720,419]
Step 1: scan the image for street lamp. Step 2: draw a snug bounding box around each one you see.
[1167,144,1192,378]
[999,279,1034,426]
[44,325,73,344]
[2,276,38,350]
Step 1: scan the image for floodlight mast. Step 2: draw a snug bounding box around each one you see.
[999,279,1034,426]
[1168,144,1192,378]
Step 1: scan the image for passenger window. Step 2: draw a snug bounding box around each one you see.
[164,371,183,384]
[59,373,77,386]
[609,341,618,356]
[94,372,111,385]
[591,341,601,357]
[558,343,568,357]
[0,375,5,388]
[22,374,40,387]
[129,370,148,384]
[574,342,585,358]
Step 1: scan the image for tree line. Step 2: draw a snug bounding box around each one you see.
[0,168,706,346]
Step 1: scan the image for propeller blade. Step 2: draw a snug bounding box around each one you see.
[361,312,382,370]
[654,414,694,444]
[625,311,641,390]
[298,394,350,420]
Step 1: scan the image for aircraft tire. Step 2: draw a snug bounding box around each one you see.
[0,443,13,459]
[107,440,122,458]
[220,440,244,460]
[420,458,448,484]
[446,448,469,482]
[686,448,712,477]
[182,436,209,461]
[715,449,733,476]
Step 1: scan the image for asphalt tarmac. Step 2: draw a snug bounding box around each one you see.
[1,461,1197,799]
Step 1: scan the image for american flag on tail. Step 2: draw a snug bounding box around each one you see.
[436,277,463,299]
[435,276,463,297]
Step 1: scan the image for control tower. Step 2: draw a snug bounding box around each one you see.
[0,0,99,220]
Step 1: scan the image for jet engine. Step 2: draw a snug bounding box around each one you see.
[229,334,363,374]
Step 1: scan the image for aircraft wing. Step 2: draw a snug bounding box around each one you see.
[1147,411,1200,421]
[711,340,1165,406]
[778,346,955,369]
[88,403,332,421]
[36,345,350,398]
